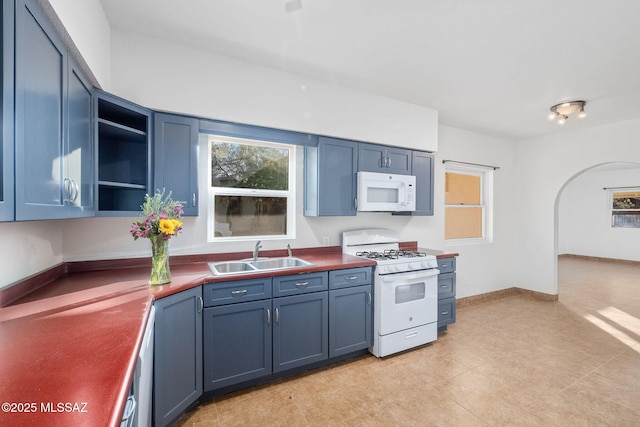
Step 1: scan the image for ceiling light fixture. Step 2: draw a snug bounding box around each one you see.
[548,100,587,124]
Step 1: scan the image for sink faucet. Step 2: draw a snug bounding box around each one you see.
[287,244,292,257]
[253,240,262,261]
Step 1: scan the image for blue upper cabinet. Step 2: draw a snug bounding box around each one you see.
[0,0,15,222]
[153,113,199,216]
[394,150,434,216]
[411,151,434,216]
[14,0,94,220]
[304,136,358,216]
[65,58,95,217]
[358,142,412,175]
[95,91,151,215]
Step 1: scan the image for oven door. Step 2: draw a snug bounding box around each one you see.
[376,269,438,336]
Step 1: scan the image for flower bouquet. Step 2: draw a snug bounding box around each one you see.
[131,189,184,285]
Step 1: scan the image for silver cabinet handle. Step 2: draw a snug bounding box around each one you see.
[197,296,203,313]
[295,282,309,288]
[387,157,391,168]
[441,311,449,315]
[440,285,449,288]
[345,275,357,281]
[63,179,79,203]
[192,192,197,207]
[266,308,271,325]
[71,179,79,202]
[275,307,279,323]
[367,292,372,305]
[231,289,248,297]
[63,178,71,203]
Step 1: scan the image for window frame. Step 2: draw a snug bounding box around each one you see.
[207,134,296,242]
[444,163,494,245]
[609,187,640,229]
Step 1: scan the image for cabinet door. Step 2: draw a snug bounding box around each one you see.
[438,297,456,328]
[358,142,386,172]
[358,142,411,175]
[66,59,94,217]
[154,287,203,427]
[15,0,67,220]
[411,151,434,215]
[203,299,272,391]
[385,146,412,175]
[153,113,199,216]
[304,136,357,216]
[273,292,328,372]
[394,150,434,217]
[438,272,456,299]
[272,271,328,297]
[1,0,14,221]
[329,267,372,290]
[329,284,372,358]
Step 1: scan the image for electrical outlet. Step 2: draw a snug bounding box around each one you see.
[322,236,330,247]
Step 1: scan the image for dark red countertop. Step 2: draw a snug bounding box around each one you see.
[0,249,374,427]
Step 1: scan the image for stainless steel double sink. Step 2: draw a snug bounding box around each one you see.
[208,257,313,276]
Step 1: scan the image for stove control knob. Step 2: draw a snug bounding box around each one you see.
[422,261,430,269]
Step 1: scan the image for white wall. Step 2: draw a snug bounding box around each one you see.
[109,30,438,152]
[46,0,112,89]
[516,119,640,295]
[559,166,640,261]
[0,221,64,287]
[436,126,519,298]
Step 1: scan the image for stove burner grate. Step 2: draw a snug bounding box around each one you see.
[355,249,427,261]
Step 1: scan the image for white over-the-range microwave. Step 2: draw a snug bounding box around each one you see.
[357,171,416,212]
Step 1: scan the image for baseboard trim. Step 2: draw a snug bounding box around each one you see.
[559,253,640,266]
[457,287,558,308]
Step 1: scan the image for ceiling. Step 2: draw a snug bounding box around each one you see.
[99,0,640,140]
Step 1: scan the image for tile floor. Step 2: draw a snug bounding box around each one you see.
[175,256,640,426]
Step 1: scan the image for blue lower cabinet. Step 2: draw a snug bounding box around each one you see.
[273,292,329,372]
[153,287,203,427]
[329,285,372,358]
[203,299,272,391]
[437,257,457,332]
[202,268,372,392]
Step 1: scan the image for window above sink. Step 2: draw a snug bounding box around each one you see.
[207,135,297,242]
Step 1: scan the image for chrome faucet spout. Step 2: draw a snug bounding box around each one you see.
[287,244,292,257]
[253,240,262,261]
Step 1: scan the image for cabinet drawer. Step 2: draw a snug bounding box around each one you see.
[437,257,456,274]
[437,272,456,299]
[329,267,372,289]
[203,278,272,307]
[272,272,328,297]
[438,297,456,327]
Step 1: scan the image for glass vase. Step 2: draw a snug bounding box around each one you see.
[149,235,171,285]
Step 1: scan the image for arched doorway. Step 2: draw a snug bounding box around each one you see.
[555,161,640,298]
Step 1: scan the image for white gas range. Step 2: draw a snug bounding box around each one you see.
[342,229,440,357]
